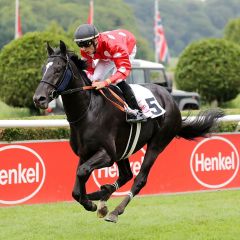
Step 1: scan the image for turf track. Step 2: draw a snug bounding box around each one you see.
[1,189,240,240]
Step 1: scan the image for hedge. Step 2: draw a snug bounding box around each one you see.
[0,127,69,142]
[0,122,239,142]
[0,32,78,110]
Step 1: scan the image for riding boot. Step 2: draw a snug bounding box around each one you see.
[117,81,147,123]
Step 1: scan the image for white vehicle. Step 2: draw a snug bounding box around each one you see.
[46,59,200,114]
[128,59,200,110]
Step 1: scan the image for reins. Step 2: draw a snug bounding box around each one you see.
[60,85,95,95]
[62,86,127,113]
[99,88,127,112]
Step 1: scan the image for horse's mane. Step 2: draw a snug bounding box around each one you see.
[54,47,91,86]
[53,48,88,71]
[68,51,88,71]
[69,53,92,85]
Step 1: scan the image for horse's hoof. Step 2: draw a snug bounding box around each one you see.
[97,202,108,218]
[83,201,97,212]
[104,213,118,223]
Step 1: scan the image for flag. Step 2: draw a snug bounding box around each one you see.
[154,0,170,64]
[87,0,94,24]
[15,0,22,39]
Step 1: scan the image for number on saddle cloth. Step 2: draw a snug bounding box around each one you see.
[129,84,166,119]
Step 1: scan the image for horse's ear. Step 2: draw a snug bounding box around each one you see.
[46,42,54,56]
[60,40,67,55]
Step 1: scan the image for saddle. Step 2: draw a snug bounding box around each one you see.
[99,85,166,120]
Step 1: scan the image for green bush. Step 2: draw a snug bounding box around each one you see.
[0,32,78,110]
[0,121,238,142]
[0,127,70,142]
[175,39,240,105]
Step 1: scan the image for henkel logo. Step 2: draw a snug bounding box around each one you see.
[0,145,46,205]
[92,148,145,196]
[190,136,239,189]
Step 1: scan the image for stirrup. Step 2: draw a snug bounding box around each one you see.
[126,111,148,123]
[125,107,138,116]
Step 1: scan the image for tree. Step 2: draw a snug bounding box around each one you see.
[174,38,240,106]
[0,0,150,57]
[0,31,78,110]
[224,18,240,45]
[125,0,240,56]
[44,21,65,35]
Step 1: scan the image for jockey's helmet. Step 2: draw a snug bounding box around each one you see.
[74,24,99,47]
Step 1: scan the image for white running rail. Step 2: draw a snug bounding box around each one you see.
[0,119,68,128]
[0,115,240,128]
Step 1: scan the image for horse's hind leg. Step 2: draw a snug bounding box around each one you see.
[97,159,133,218]
[105,134,175,223]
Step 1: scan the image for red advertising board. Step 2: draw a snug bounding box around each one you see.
[0,134,240,206]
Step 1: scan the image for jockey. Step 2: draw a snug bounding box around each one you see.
[74,23,147,123]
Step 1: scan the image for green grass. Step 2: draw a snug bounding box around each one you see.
[0,100,66,119]
[222,94,240,109]
[0,101,31,119]
[1,190,240,240]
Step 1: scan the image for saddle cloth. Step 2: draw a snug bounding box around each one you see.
[129,84,166,118]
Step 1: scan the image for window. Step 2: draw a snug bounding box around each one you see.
[129,69,145,84]
[149,69,165,84]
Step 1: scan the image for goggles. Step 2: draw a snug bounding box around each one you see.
[75,40,93,48]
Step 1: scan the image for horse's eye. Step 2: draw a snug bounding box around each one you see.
[55,66,62,73]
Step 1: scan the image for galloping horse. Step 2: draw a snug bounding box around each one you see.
[33,41,224,223]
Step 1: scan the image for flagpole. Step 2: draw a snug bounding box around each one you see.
[154,0,158,63]
[87,0,94,24]
[15,0,18,39]
[15,0,22,39]
[154,0,170,65]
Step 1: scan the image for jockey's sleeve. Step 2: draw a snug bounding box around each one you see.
[108,46,131,84]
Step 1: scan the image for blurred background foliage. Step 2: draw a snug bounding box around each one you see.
[1,0,240,58]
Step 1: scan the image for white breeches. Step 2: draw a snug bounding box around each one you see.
[90,45,137,83]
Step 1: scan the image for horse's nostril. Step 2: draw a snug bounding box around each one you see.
[33,94,48,109]
[38,96,46,102]
[33,95,47,105]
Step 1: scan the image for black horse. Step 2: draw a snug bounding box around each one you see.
[33,41,224,223]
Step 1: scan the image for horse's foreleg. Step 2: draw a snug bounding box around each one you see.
[72,148,113,212]
[72,159,97,212]
[87,158,133,201]
[96,159,133,218]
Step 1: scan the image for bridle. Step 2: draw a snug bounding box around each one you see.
[40,54,94,99]
[41,53,127,115]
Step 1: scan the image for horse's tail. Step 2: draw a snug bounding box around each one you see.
[177,109,225,140]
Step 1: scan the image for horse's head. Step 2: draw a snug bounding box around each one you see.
[33,40,77,109]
